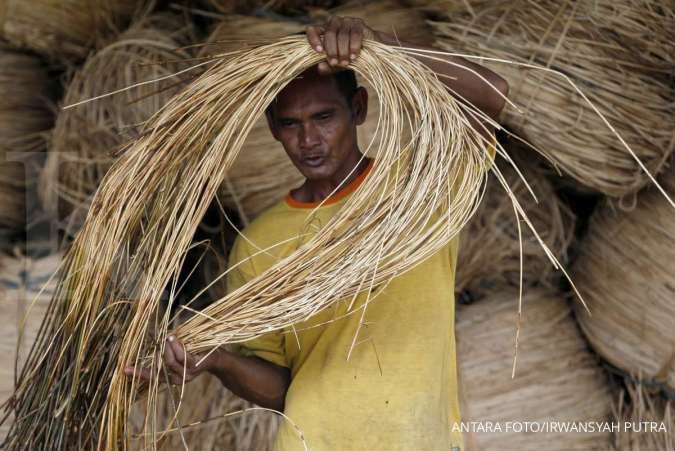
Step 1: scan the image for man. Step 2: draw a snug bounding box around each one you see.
[126,16,508,450]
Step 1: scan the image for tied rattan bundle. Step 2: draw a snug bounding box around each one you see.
[0,45,53,241]
[579,0,674,77]
[430,0,675,197]
[0,252,60,442]
[2,35,519,449]
[456,288,613,450]
[39,16,193,232]
[204,1,432,221]
[456,142,575,297]
[572,166,675,396]
[127,373,277,450]
[0,0,153,62]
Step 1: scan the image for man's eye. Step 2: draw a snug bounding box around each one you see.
[317,113,332,120]
[279,120,295,127]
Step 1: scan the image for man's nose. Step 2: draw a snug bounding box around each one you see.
[299,122,320,148]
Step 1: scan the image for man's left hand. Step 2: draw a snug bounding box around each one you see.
[306,16,380,75]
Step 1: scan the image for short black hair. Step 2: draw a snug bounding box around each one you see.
[332,69,358,105]
[266,69,358,119]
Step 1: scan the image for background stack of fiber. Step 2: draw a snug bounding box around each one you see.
[38,14,194,236]
[0,0,673,449]
[0,44,54,248]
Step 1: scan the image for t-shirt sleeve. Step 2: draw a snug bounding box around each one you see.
[227,235,289,369]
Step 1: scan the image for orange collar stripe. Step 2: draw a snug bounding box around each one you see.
[285,160,374,209]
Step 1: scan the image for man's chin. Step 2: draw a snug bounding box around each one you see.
[299,164,333,181]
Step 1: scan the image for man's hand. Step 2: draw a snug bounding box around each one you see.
[124,335,213,386]
[123,335,292,411]
[306,16,380,75]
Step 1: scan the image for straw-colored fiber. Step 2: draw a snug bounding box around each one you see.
[0,45,53,239]
[39,15,193,231]
[3,35,508,449]
[579,0,674,77]
[0,0,153,62]
[456,142,575,296]
[572,165,675,395]
[611,379,673,451]
[457,288,613,450]
[431,0,675,197]
[0,252,60,443]
[204,2,430,220]
[127,368,278,450]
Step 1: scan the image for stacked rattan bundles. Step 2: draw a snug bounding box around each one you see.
[206,0,432,220]
[456,288,613,450]
[0,252,59,441]
[0,45,53,241]
[571,168,675,396]
[127,373,277,450]
[430,0,675,197]
[39,16,192,230]
[456,144,575,297]
[0,0,153,62]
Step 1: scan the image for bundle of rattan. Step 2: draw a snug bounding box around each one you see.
[579,0,674,77]
[204,2,431,220]
[0,45,53,241]
[611,379,673,450]
[0,0,154,62]
[572,166,675,396]
[456,142,575,297]
[0,252,60,442]
[39,16,193,231]
[127,370,278,450]
[431,0,675,197]
[456,288,613,450]
[3,36,510,448]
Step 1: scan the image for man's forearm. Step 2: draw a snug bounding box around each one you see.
[208,349,291,411]
[375,31,509,121]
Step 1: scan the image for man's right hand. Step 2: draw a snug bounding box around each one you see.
[124,335,214,386]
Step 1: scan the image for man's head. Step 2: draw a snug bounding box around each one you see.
[265,67,368,182]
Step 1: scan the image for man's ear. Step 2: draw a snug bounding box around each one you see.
[351,87,368,126]
[265,108,280,141]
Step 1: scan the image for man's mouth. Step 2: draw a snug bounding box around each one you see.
[302,155,327,168]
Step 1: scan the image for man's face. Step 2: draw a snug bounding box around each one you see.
[267,71,366,181]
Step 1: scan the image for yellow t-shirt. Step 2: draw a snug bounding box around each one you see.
[227,143,495,450]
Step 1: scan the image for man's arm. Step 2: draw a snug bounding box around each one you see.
[307,16,509,139]
[124,335,291,411]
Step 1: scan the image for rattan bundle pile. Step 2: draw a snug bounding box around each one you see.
[572,167,675,396]
[456,144,575,297]
[0,252,60,442]
[0,45,53,241]
[0,0,152,62]
[205,0,432,220]
[39,16,193,229]
[430,0,675,197]
[456,288,613,450]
